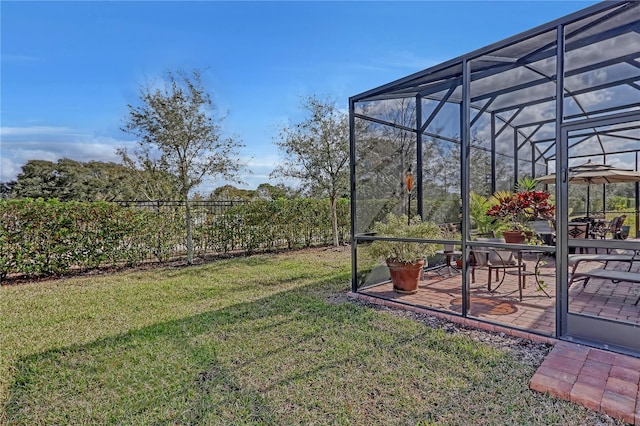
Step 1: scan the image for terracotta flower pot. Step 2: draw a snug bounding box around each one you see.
[502,231,526,244]
[386,259,425,294]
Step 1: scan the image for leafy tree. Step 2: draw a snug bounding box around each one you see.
[271,95,349,246]
[207,183,297,201]
[190,192,206,202]
[117,155,182,200]
[120,69,244,264]
[8,158,147,201]
[9,160,58,199]
[209,184,255,201]
[74,160,151,201]
[255,183,296,200]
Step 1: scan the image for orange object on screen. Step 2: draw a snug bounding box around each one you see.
[405,170,414,193]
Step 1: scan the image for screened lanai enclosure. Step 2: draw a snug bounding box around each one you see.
[349,1,640,356]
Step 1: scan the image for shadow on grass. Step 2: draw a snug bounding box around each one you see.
[3,266,595,425]
[4,271,374,424]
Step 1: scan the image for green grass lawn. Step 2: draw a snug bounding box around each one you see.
[0,248,620,425]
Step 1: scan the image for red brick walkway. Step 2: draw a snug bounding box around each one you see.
[530,341,640,425]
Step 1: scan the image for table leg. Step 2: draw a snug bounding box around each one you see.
[518,251,523,301]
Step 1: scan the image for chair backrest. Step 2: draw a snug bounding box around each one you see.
[607,216,620,233]
[472,237,515,266]
[528,220,554,234]
[568,222,590,239]
[612,215,627,238]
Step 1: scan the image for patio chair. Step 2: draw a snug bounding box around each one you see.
[569,250,640,305]
[612,215,627,240]
[592,216,617,239]
[589,218,608,239]
[469,237,520,292]
[568,222,590,254]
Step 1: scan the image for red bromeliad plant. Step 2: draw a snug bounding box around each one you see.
[486,190,555,231]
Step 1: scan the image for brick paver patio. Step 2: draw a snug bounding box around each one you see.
[530,341,640,425]
[355,249,640,424]
[361,251,639,332]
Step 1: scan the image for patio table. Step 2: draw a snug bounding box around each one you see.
[504,248,552,301]
[434,250,462,277]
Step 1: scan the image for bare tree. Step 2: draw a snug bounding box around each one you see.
[271,95,349,246]
[120,69,244,264]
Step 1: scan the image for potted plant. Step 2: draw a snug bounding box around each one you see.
[486,187,555,243]
[367,213,441,294]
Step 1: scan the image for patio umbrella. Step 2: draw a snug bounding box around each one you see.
[536,160,640,216]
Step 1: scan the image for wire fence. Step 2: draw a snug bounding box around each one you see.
[114,200,250,215]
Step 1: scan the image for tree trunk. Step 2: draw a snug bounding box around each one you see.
[331,196,339,247]
[185,197,194,265]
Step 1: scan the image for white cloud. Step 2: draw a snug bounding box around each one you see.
[0,157,20,182]
[246,153,282,169]
[0,126,125,181]
[0,126,76,136]
[0,125,293,194]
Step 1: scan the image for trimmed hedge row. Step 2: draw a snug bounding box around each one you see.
[0,198,350,280]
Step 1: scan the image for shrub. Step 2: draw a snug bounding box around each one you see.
[367,214,441,263]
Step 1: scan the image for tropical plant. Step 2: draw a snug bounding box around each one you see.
[487,190,555,232]
[367,213,441,263]
[515,176,539,192]
[469,192,497,235]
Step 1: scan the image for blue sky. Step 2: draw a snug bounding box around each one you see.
[1,1,599,193]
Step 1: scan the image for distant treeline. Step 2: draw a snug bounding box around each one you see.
[0,158,299,202]
[0,198,349,281]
